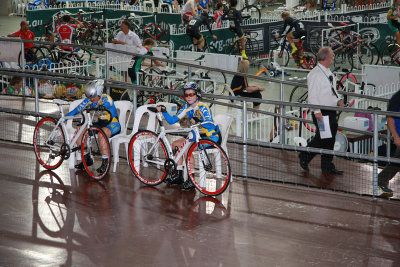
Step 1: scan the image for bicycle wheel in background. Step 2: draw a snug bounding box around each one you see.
[245,37,260,61]
[142,67,163,88]
[33,117,66,170]
[81,127,111,180]
[381,43,400,66]
[351,44,373,70]
[378,37,395,64]
[337,73,357,107]
[186,139,231,196]
[333,49,353,72]
[272,48,290,67]
[289,86,308,111]
[128,130,168,186]
[309,30,322,55]
[240,5,261,20]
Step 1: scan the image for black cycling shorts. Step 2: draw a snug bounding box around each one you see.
[293,30,307,39]
[230,26,244,39]
[186,26,202,41]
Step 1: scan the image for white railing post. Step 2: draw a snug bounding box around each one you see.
[242,100,248,179]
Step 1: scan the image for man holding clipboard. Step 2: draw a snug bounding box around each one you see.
[298,47,345,175]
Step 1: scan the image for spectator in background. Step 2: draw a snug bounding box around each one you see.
[6,76,32,96]
[214,3,224,28]
[51,15,83,51]
[7,21,36,62]
[6,76,23,95]
[197,0,209,14]
[111,20,142,49]
[111,20,142,82]
[37,65,54,98]
[181,0,200,24]
[230,59,264,110]
[298,47,344,175]
[377,90,400,197]
[128,38,165,85]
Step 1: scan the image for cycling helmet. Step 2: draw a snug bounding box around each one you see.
[84,79,104,98]
[183,81,201,98]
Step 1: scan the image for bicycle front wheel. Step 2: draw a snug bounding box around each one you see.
[289,86,308,111]
[33,117,65,170]
[128,130,168,186]
[81,127,111,180]
[186,140,231,196]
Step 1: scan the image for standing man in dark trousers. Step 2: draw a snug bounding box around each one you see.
[298,47,345,174]
[377,91,400,196]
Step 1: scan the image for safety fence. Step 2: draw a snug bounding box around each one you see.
[1,38,400,199]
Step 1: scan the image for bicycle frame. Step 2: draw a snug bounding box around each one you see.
[45,100,92,155]
[144,112,205,167]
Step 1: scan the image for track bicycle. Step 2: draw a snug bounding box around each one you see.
[128,106,231,196]
[33,99,112,180]
[270,35,316,69]
[224,30,260,63]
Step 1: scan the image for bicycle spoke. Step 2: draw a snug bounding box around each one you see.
[187,140,231,196]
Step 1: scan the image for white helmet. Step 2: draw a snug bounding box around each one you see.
[84,79,104,98]
[268,62,280,71]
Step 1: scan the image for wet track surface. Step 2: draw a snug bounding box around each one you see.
[1,141,400,266]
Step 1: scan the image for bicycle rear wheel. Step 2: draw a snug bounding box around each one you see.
[289,86,308,111]
[381,43,400,66]
[337,73,357,107]
[81,127,111,180]
[186,140,231,196]
[128,130,168,186]
[240,5,261,20]
[33,117,65,170]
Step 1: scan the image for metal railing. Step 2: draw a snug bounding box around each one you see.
[1,37,399,199]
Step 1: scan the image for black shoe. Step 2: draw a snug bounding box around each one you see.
[166,170,184,186]
[96,158,109,174]
[180,179,195,190]
[75,154,93,170]
[298,154,309,171]
[322,168,344,175]
[378,185,393,195]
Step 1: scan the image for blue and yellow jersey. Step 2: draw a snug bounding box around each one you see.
[66,94,119,124]
[162,102,219,137]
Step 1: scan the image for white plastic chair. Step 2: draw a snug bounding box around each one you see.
[293,136,307,147]
[111,104,158,172]
[66,99,84,169]
[110,101,133,172]
[142,0,155,11]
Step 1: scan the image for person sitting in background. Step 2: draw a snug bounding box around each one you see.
[230,59,264,110]
[7,21,36,62]
[197,0,209,14]
[37,65,54,99]
[6,76,23,96]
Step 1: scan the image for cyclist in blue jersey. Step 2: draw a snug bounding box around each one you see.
[156,82,221,190]
[66,79,121,173]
